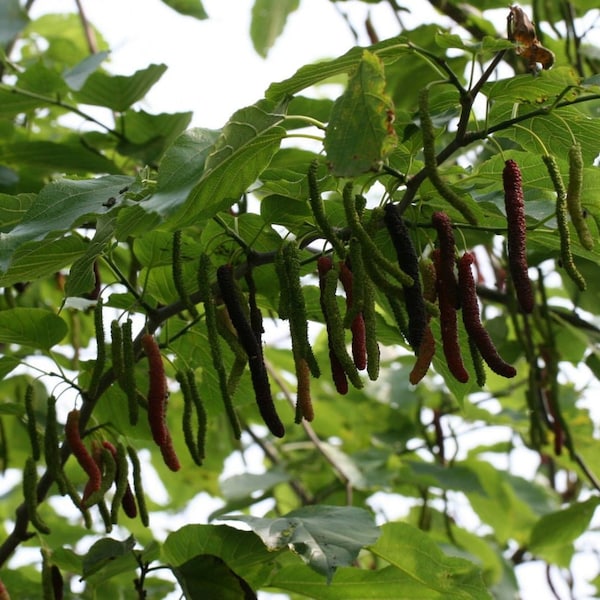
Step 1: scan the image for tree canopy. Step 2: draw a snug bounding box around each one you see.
[1,1,600,598]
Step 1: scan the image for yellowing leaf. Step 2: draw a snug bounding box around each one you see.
[324,50,397,177]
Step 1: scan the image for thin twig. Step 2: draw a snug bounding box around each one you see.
[74,0,98,54]
[265,362,354,505]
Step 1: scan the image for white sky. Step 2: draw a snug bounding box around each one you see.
[18,2,600,599]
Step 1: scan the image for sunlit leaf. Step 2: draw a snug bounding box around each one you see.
[161,0,208,19]
[222,505,380,582]
[369,522,492,599]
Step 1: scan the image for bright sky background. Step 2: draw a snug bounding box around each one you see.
[18,2,600,599]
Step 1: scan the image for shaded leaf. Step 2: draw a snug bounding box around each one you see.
[0,140,120,175]
[0,308,67,350]
[0,236,87,287]
[161,99,288,228]
[139,128,220,220]
[163,524,281,588]
[173,555,257,600]
[0,193,36,233]
[74,64,168,112]
[116,109,193,162]
[65,214,116,298]
[529,497,600,567]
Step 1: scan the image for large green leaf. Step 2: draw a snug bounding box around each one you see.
[74,64,168,112]
[0,308,67,350]
[369,522,492,599]
[324,50,397,176]
[265,37,412,102]
[0,175,132,273]
[139,128,220,220]
[529,496,600,567]
[0,140,120,175]
[163,524,280,588]
[483,67,581,104]
[270,563,454,599]
[0,87,47,117]
[250,0,300,58]
[0,193,36,233]
[0,236,86,287]
[159,99,288,228]
[82,536,136,579]
[222,505,380,582]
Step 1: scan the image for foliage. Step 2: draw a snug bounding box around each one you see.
[1,0,600,598]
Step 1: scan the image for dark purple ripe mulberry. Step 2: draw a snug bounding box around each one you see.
[503,160,534,313]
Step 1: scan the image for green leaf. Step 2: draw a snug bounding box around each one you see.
[220,468,290,501]
[0,175,132,273]
[161,99,288,228]
[483,67,580,104]
[0,356,20,380]
[0,88,48,117]
[139,128,220,220]
[172,555,257,600]
[116,109,193,162]
[222,505,380,582]
[0,236,86,287]
[65,214,117,298]
[266,37,412,102]
[271,563,452,599]
[81,536,136,579]
[369,522,491,599]
[0,0,28,45]
[0,193,36,233]
[160,0,208,19]
[325,50,397,176]
[17,61,67,96]
[250,0,300,58]
[74,64,168,112]
[63,51,110,91]
[0,140,120,175]
[529,497,600,567]
[163,524,280,588]
[0,308,67,350]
